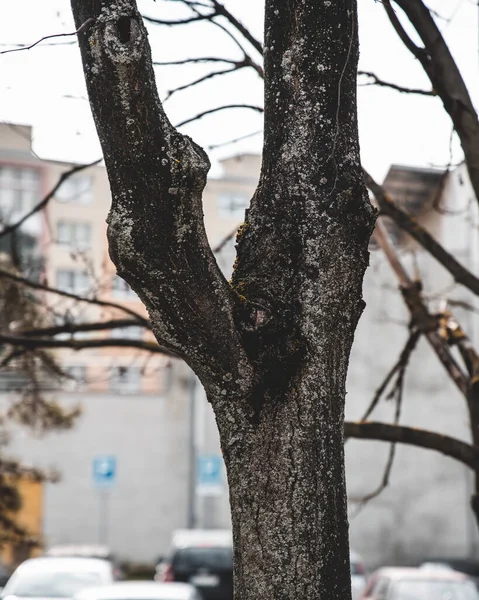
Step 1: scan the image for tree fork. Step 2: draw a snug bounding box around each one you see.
[71,0,376,598]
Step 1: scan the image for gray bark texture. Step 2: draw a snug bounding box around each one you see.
[70,0,375,598]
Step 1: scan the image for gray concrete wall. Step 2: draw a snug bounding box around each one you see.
[6,361,192,564]
[345,197,478,567]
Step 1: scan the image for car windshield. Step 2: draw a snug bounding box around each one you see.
[173,547,233,571]
[390,579,479,600]
[3,571,103,597]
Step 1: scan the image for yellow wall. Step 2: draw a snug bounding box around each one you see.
[1,477,43,567]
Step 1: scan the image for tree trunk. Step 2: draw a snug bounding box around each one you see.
[215,343,357,598]
[70,0,375,597]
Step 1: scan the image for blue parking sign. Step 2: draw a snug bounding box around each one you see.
[197,455,223,496]
[93,456,116,488]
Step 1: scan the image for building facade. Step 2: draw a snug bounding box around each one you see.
[1,121,478,568]
[0,123,256,564]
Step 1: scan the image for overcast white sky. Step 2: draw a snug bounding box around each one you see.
[0,0,477,180]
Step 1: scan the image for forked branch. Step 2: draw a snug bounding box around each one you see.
[70,0,249,385]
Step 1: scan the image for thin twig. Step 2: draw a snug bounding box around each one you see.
[0,333,175,356]
[0,18,94,55]
[18,318,151,338]
[142,12,216,26]
[364,168,479,298]
[360,329,421,421]
[207,129,263,151]
[0,159,101,241]
[153,56,238,67]
[213,226,241,254]
[164,66,245,102]
[185,0,264,77]
[358,70,434,96]
[210,0,263,56]
[176,104,263,128]
[0,267,149,325]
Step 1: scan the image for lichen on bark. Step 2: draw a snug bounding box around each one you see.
[70,0,376,598]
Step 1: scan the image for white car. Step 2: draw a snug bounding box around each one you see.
[1,557,115,600]
[362,567,479,600]
[75,582,202,600]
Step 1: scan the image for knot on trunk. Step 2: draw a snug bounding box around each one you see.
[103,15,143,63]
[89,4,145,67]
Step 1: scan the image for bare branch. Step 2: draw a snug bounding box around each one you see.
[182,0,264,77]
[153,56,238,67]
[213,226,240,254]
[364,169,479,297]
[358,70,434,96]
[18,318,150,338]
[0,332,174,355]
[176,104,263,128]
[361,329,421,421]
[344,421,478,470]
[371,202,470,398]
[0,267,149,325]
[349,443,397,513]
[164,65,246,102]
[209,0,263,56]
[389,0,479,205]
[0,18,93,55]
[383,0,425,60]
[0,348,27,370]
[207,129,263,151]
[0,159,101,241]
[142,12,216,26]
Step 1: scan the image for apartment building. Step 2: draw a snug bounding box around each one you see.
[2,120,478,567]
[0,122,259,563]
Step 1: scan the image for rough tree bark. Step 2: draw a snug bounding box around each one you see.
[70,0,375,598]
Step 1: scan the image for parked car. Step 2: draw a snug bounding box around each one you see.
[155,530,232,600]
[75,582,202,600]
[0,560,11,590]
[46,546,113,561]
[351,550,367,600]
[1,557,115,599]
[362,567,479,600]
[45,546,124,580]
[418,559,479,589]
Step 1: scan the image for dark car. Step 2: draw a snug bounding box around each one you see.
[0,559,10,588]
[156,530,232,600]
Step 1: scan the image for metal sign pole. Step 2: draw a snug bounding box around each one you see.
[92,455,116,545]
[99,489,109,545]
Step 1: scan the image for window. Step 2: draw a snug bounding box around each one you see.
[56,269,90,295]
[0,165,40,221]
[160,364,173,395]
[110,366,142,394]
[55,175,93,205]
[64,366,87,391]
[111,275,138,299]
[111,326,143,340]
[57,221,92,249]
[217,192,249,219]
